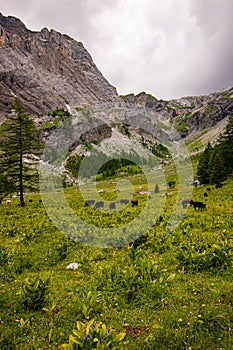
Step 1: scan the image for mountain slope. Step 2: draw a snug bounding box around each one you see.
[0,13,232,159]
[0,13,119,119]
[121,88,233,147]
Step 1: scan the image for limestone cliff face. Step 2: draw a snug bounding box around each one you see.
[0,13,119,119]
[121,88,233,138]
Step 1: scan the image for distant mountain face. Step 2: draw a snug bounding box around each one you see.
[0,13,119,119]
[121,88,233,138]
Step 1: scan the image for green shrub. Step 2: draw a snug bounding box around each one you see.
[48,108,71,117]
[61,318,126,349]
[20,275,50,310]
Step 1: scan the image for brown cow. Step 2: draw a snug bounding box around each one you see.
[131,199,138,207]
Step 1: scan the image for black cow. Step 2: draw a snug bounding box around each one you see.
[215,183,223,188]
[190,200,206,211]
[203,192,208,197]
[29,199,33,202]
[94,201,104,210]
[131,199,138,207]
[182,199,191,209]
[207,188,211,191]
[120,199,129,205]
[85,200,95,207]
[109,202,116,210]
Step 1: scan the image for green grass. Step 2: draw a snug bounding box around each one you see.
[40,118,63,130]
[0,178,232,349]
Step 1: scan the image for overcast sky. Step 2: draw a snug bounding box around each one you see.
[1,0,233,100]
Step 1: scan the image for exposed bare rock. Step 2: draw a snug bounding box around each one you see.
[121,87,233,138]
[0,13,119,119]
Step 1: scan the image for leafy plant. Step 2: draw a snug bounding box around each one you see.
[80,291,101,319]
[61,318,126,349]
[20,275,50,310]
[176,242,232,272]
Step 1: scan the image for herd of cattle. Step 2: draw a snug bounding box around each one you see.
[86,184,219,212]
[85,197,207,211]
[1,183,223,210]
[85,198,139,210]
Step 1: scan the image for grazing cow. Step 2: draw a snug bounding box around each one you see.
[131,199,138,207]
[120,199,129,205]
[6,199,12,205]
[85,199,95,207]
[29,199,33,202]
[182,199,191,209]
[39,199,42,203]
[94,201,104,210]
[109,202,116,210]
[207,188,211,191]
[215,183,223,188]
[203,192,208,197]
[190,200,206,211]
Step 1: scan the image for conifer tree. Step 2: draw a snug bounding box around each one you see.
[217,115,233,176]
[209,149,228,185]
[197,142,213,184]
[0,100,41,206]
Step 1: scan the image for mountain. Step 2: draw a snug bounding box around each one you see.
[0,13,119,120]
[121,88,233,146]
[0,13,232,164]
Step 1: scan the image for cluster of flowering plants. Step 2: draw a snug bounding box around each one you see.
[61,318,126,349]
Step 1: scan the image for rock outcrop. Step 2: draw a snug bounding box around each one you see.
[121,87,233,138]
[0,13,119,119]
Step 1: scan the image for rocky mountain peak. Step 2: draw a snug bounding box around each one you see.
[0,13,27,33]
[0,13,119,119]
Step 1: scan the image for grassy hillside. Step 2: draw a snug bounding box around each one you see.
[0,177,232,349]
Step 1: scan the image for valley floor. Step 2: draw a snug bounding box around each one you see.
[0,177,232,349]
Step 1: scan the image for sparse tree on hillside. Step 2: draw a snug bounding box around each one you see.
[0,100,41,206]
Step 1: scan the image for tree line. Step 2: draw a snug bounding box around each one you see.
[197,115,233,185]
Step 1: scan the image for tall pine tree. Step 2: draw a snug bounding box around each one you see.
[197,142,213,184]
[217,115,233,177]
[0,100,41,206]
[209,149,228,185]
